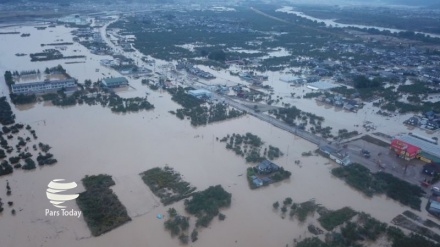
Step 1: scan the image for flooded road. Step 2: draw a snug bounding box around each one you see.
[0,21,436,247]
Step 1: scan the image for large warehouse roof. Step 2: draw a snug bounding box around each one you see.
[306,81,339,90]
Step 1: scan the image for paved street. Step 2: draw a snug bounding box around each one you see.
[216,92,430,191]
[347,139,429,188]
[209,92,328,145]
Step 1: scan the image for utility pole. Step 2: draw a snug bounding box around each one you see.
[403,147,409,175]
[404,161,409,175]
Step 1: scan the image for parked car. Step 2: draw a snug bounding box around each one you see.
[423,163,440,176]
[361,149,370,158]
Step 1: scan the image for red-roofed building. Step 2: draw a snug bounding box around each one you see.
[391,138,421,160]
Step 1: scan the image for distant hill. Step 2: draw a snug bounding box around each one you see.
[331,0,440,7]
[283,0,440,8]
[2,0,174,3]
[384,0,439,6]
[2,0,439,8]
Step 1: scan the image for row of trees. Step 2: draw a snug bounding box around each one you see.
[297,216,439,247]
[40,82,155,113]
[334,79,440,114]
[0,160,13,176]
[36,153,57,165]
[76,174,131,236]
[140,166,196,205]
[352,75,383,89]
[271,106,334,138]
[332,163,425,210]
[4,71,14,89]
[10,93,36,105]
[273,198,318,222]
[184,185,231,228]
[163,208,191,244]
[159,185,231,244]
[168,87,203,108]
[0,97,15,125]
[169,87,244,126]
[122,6,343,70]
[0,120,51,174]
[272,196,439,247]
[221,132,285,163]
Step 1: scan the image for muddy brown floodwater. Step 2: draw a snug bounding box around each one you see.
[0,22,435,247]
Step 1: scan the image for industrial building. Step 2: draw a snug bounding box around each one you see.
[307,81,339,91]
[57,15,89,26]
[279,75,301,83]
[187,89,212,99]
[11,78,77,94]
[102,77,129,88]
[391,133,440,163]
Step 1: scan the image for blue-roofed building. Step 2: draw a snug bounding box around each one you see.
[426,111,436,119]
[251,176,263,187]
[256,160,279,174]
[187,89,212,99]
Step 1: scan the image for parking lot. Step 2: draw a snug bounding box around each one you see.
[345,138,430,189]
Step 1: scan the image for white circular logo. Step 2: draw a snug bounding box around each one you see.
[46,179,79,208]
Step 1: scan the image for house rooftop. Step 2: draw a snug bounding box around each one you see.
[257,159,279,171]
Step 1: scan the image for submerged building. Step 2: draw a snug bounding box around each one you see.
[11,78,77,94]
[58,15,89,26]
[319,145,351,166]
[187,89,212,99]
[102,77,129,88]
[256,160,280,174]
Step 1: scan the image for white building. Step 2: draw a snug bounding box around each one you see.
[11,79,77,94]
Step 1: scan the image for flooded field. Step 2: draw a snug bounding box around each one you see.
[276,6,440,39]
[0,21,437,247]
[179,62,438,138]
